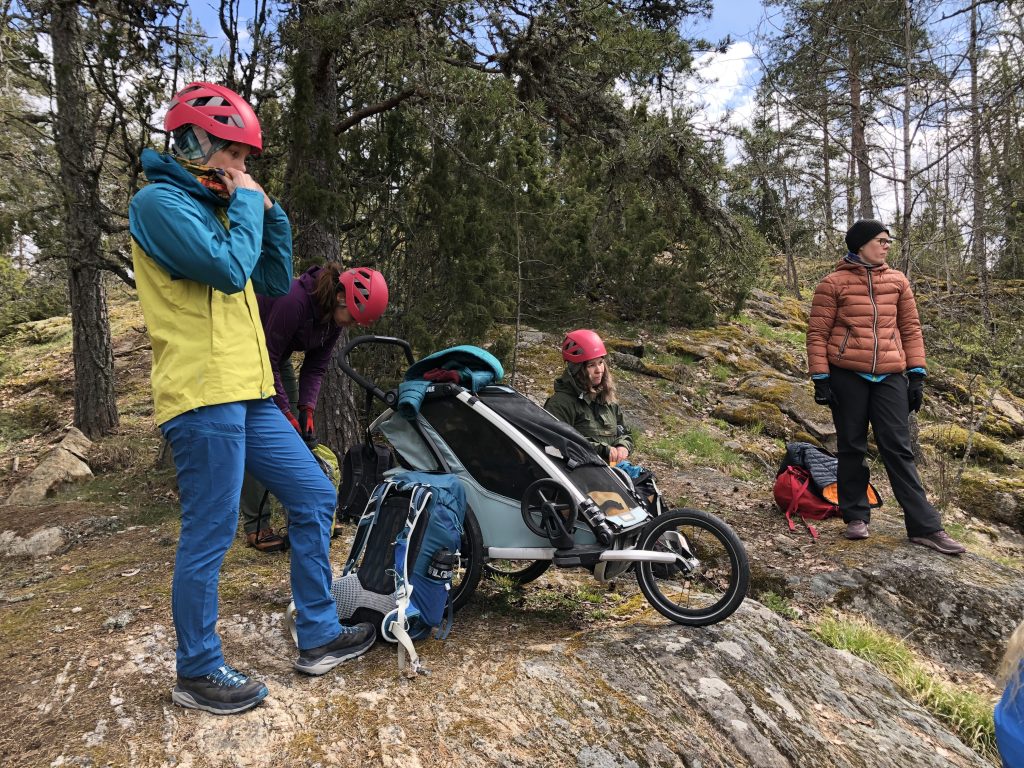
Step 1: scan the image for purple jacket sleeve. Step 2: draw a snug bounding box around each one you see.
[297,326,342,409]
[260,282,304,414]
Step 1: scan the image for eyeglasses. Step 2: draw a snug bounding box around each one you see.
[873,238,894,246]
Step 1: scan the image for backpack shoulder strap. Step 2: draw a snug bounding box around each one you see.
[387,484,434,678]
[781,467,821,540]
[372,443,393,474]
[338,447,363,509]
[342,481,393,575]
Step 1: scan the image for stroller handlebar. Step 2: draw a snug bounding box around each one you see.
[337,334,416,406]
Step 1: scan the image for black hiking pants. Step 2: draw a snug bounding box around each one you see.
[828,365,942,537]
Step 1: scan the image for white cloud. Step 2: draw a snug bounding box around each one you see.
[686,42,759,128]
[636,42,761,163]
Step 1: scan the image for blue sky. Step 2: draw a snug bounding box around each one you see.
[187,1,768,57]
[692,0,767,45]
[679,1,766,137]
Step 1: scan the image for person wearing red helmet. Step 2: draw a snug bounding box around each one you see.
[240,263,389,549]
[544,329,634,464]
[129,82,374,716]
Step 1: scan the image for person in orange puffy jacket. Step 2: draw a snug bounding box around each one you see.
[806,220,965,555]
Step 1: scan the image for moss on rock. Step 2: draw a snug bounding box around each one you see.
[736,375,796,405]
[712,398,791,438]
[980,414,1020,441]
[919,424,1016,464]
[792,431,823,448]
[956,468,1024,529]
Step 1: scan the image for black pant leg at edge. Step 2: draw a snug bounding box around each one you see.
[828,366,873,523]
[867,372,943,537]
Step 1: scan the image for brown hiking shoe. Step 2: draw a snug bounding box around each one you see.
[844,520,869,540]
[909,530,966,556]
[245,529,287,553]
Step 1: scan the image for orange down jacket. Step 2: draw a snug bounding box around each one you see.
[806,260,926,376]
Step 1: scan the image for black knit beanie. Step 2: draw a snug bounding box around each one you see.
[845,220,889,254]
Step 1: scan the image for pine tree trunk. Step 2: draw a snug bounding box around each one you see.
[821,87,834,236]
[68,266,118,437]
[283,22,359,458]
[900,0,914,280]
[50,0,119,438]
[849,40,874,220]
[969,4,994,333]
[846,153,856,227]
[318,340,362,458]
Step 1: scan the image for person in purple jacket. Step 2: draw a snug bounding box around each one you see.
[241,263,389,551]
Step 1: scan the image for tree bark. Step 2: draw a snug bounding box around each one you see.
[821,81,834,236]
[49,0,119,438]
[900,0,914,280]
[849,38,874,220]
[968,3,993,332]
[283,20,360,458]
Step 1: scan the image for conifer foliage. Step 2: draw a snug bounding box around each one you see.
[0,0,758,443]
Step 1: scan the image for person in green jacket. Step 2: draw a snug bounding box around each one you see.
[544,329,634,463]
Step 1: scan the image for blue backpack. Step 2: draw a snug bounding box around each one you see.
[331,471,466,676]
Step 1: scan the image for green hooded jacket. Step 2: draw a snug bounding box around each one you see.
[544,368,634,462]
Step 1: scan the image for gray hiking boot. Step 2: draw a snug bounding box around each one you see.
[172,664,268,715]
[845,520,869,540]
[909,530,966,555]
[294,622,376,676]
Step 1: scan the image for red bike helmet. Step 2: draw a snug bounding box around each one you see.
[561,329,607,363]
[164,82,263,155]
[339,267,388,326]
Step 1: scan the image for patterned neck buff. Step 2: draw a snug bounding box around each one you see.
[844,252,882,269]
[174,156,230,198]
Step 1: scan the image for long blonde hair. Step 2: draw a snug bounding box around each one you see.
[999,620,1024,702]
[571,358,618,405]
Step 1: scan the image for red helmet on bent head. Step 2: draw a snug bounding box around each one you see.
[561,329,607,363]
[164,82,263,155]
[339,267,389,326]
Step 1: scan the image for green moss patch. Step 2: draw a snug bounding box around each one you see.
[956,469,1024,529]
[711,399,790,438]
[920,424,1016,464]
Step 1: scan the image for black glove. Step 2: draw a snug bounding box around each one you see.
[813,377,833,407]
[907,372,925,413]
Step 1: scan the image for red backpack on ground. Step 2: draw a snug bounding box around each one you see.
[773,442,881,539]
[773,465,839,539]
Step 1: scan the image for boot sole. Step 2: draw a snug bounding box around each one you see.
[908,537,965,555]
[171,685,268,715]
[294,633,375,676]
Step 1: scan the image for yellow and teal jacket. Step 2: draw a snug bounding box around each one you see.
[128,148,292,425]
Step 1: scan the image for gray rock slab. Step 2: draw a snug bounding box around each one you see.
[4,429,94,505]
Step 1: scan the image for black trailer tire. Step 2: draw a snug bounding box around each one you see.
[635,508,748,626]
[451,505,484,611]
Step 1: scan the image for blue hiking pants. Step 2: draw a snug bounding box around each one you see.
[161,399,341,677]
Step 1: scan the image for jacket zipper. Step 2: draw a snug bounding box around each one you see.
[838,327,852,356]
[868,269,878,372]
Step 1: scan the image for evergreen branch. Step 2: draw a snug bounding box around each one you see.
[334,87,423,135]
